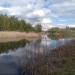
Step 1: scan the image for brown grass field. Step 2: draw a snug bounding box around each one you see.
[0,31,41,42]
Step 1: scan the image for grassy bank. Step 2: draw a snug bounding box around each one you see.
[48,28,75,39]
[23,40,75,75]
[0,31,41,42]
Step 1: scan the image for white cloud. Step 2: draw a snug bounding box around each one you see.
[0,6,22,16]
[68,24,75,27]
[0,0,52,24]
[0,0,75,25]
[51,0,75,18]
[8,7,21,16]
[26,9,45,18]
[41,18,52,24]
[33,9,45,17]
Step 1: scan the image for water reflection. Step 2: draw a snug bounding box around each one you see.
[0,39,29,53]
[41,35,72,49]
[0,35,72,75]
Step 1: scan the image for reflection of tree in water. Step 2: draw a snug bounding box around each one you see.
[0,40,29,53]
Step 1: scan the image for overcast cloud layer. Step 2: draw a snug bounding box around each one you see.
[0,0,75,26]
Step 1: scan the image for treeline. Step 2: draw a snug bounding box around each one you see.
[0,15,41,32]
[48,28,63,39]
[48,27,75,39]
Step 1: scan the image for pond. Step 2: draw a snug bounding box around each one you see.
[0,35,72,75]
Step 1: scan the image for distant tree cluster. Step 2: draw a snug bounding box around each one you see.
[0,15,42,32]
[34,24,42,32]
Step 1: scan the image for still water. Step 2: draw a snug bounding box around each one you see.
[0,35,72,75]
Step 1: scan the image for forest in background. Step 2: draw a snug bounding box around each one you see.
[0,15,41,32]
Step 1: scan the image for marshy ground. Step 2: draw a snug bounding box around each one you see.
[23,40,75,75]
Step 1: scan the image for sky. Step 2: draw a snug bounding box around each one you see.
[0,0,75,27]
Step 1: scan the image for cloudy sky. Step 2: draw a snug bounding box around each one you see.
[0,0,75,26]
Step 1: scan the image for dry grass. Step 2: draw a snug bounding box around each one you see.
[0,31,41,42]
